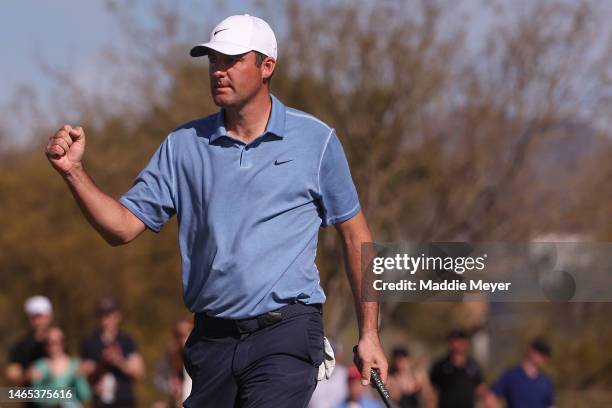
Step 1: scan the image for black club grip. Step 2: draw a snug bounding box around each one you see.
[352,345,397,408]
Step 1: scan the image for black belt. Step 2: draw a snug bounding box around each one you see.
[195,303,322,335]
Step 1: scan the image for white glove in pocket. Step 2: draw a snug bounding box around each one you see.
[317,336,336,381]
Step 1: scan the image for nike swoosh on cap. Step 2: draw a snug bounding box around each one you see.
[214,28,230,36]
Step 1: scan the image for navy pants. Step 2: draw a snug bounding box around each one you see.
[183,307,324,408]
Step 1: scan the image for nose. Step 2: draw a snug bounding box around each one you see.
[210,63,228,81]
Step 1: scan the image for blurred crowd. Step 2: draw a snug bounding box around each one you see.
[5,295,190,408]
[309,331,555,408]
[5,295,555,408]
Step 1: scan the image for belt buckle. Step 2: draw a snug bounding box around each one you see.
[257,311,282,328]
[234,319,251,334]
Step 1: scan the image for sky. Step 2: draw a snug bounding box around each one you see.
[0,0,273,105]
[2,0,610,100]
[0,0,282,142]
[0,0,500,112]
[1,1,117,102]
[1,0,609,141]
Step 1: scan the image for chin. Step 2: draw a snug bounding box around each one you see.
[212,93,235,108]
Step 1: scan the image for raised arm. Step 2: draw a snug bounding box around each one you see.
[45,125,145,246]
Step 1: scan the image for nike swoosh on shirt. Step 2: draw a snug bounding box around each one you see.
[214,28,230,36]
[274,159,293,166]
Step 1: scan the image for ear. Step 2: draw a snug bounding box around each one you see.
[262,57,276,81]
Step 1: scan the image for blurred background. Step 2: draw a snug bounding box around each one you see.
[1,0,611,406]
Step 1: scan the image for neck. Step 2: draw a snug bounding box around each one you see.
[101,328,118,343]
[33,329,47,341]
[522,360,540,378]
[451,352,467,366]
[49,350,66,360]
[224,90,272,143]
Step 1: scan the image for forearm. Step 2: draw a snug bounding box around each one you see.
[420,375,437,408]
[479,386,500,408]
[483,394,500,408]
[82,360,106,383]
[340,221,378,337]
[116,356,145,380]
[336,212,388,381]
[63,164,142,245]
[347,262,379,337]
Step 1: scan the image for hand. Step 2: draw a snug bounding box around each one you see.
[45,124,86,174]
[28,367,43,383]
[353,334,388,386]
[78,360,93,376]
[102,344,124,367]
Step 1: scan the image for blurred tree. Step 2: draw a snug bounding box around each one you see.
[1,0,611,405]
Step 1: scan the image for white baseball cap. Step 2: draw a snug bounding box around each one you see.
[190,14,277,60]
[24,295,53,316]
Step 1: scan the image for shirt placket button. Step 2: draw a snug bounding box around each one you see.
[240,145,249,168]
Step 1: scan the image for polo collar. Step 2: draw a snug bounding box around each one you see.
[266,94,286,138]
[210,94,286,144]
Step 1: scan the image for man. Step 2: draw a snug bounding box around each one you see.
[80,297,145,407]
[6,296,54,386]
[6,296,54,408]
[45,14,387,407]
[429,329,489,408]
[387,346,435,408]
[488,338,556,408]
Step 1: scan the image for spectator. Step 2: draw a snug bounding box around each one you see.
[80,297,145,408]
[308,339,348,408]
[29,326,91,407]
[387,346,435,408]
[488,337,556,408]
[335,365,382,408]
[429,329,489,408]
[6,295,54,408]
[153,317,193,408]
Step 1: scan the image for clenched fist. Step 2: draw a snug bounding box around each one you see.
[45,124,86,174]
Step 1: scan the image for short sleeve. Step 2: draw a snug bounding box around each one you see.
[119,334,137,356]
[318,130,360,227]
[119,136,177,232]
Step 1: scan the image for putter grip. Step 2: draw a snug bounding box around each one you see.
[353,345,393,408]
[370,368,392,405]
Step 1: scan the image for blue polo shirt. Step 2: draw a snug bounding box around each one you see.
[492,366,555,408]
[119,95,361,318]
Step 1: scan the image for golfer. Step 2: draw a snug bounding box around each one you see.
[45,14,387,407]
